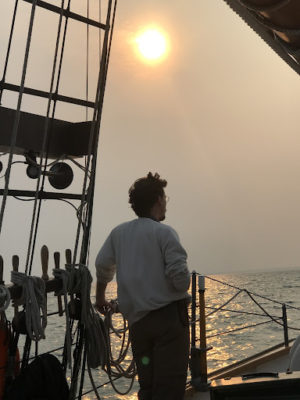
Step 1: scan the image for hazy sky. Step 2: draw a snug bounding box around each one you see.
[1,0,300,280]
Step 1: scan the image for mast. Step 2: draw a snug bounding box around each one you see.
[0,0,116,274]
[0,1,117,398]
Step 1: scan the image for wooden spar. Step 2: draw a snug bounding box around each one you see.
[0,256,3,284]
[41,245,49,281]
[65,248,75,315]
[65,249,72,266]
[0,189,84,201]
[0,106,96,158]
[12,255,19,317]
[54,252,64,316]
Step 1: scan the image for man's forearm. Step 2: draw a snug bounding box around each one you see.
[95,280,107,306]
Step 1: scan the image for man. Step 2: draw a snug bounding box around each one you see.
[95,172,190,400]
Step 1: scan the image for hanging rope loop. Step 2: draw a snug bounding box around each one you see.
[52,264,110,370]
[75,264,109,369]
[52,267,73,370]
[10,271,47,341]
[0,284,11,311]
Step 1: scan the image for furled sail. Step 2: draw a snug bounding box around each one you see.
[223,0,300,75]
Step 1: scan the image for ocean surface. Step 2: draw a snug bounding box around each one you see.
[7,269,300,399]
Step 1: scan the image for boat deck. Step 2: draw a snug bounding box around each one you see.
[184,341,297,399]
[185,387,210,399]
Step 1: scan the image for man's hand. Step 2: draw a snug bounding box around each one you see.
[94,300,112,315]
[95,281,118,314]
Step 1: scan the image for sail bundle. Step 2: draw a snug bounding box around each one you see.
[223,0,300,75]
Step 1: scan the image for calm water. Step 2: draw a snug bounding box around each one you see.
[8,269,300,399]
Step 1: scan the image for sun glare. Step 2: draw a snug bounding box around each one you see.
[135,29,168,62]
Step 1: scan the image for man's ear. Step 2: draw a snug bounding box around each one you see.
[157,195,164,205]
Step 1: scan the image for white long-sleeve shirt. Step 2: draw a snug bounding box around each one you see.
[95,217,190,325]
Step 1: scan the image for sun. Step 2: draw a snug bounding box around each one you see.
[135,28,168,62]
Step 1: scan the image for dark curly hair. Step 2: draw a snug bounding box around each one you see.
[129,172,167,217]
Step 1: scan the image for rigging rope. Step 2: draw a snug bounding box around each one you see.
[0,0,38,237]
[205,318,281,339]
[205,289,244,318]
[1,0,121,396]
[87,363,102,400]
[25,0,70,275]
[0,0,19,104]
[245,289,291,328]
[205,304,280,319]
[99,0,102,66]
[193,274,300,340]
[76,0,117,268]
[86,0,90,122]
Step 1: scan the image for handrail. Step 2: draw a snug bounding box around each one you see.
[203,273,300,311]
[205,305,279,319]
[205,318,279,339]
[189,271,300,390]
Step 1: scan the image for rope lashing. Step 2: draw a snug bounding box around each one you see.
[0,284,11,311]
[11,271,47,341]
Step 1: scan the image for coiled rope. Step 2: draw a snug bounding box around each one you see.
[0,285,11,311]
[104,310,136,395]
[53,264,109,370]
[63,264,136,397]
[11,271,47,341]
